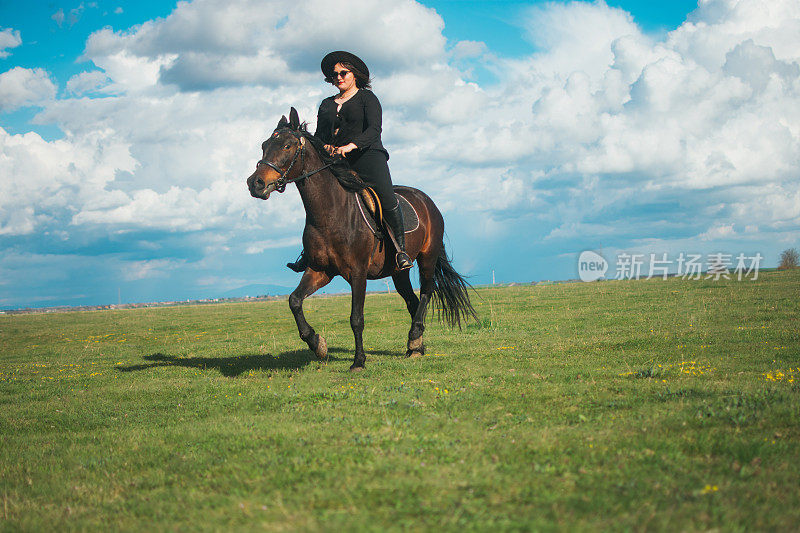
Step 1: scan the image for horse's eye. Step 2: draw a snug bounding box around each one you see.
[283,144,291,150]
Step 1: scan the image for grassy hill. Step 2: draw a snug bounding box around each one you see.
[1,270,798,530]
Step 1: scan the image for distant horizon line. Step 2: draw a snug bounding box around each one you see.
[4,268,789,315]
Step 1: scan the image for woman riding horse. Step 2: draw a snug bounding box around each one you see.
[247,107,478,370]
[287,51,413,272]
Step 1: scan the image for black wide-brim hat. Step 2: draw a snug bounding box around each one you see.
[321,51,369,78]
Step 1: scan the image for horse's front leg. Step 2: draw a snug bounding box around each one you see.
[288,269,331,360]
[348,273,368,371]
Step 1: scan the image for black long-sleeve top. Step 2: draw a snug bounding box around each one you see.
[314,89,388,158]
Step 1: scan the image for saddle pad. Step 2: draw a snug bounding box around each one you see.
[397,194,420,233]
[356,191,419,235]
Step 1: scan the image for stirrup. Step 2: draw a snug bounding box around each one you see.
[396,251,412,271]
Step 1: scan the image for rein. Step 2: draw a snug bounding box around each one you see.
[257,130,333,193]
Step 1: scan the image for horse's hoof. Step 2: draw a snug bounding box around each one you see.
[406,337,424,358]
[349,365,364,373]
[314,335,328,360]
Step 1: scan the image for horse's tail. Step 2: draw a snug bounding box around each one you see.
[432,246,479,329]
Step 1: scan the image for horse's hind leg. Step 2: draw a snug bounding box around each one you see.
[392,270,421,355]
[392,270,419,318]
[405,252,437,358]
[288,269,332,360]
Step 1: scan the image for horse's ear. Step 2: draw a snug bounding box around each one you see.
[276,115,288,129]
[289,107,300,129]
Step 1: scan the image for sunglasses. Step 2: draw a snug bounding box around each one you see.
[332,70,351,79]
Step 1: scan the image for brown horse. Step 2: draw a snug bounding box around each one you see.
[247,108,477,371]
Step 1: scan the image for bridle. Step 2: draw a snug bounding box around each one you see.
[256,129,333,193]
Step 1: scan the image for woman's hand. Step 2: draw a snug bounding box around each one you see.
[335,143,358,156]
[323,144,336,156]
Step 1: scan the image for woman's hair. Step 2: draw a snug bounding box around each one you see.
[325,61,372,89]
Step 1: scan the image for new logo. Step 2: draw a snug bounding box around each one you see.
[578,250,608,282]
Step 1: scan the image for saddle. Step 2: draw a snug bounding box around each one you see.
[359,187,384,229]
[356,187,420,238]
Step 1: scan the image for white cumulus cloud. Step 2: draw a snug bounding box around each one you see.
[66,70,110,95]
[0,126,136,236]
[0,28,22,58]
[82,0,447,92]
[0,67,57,112]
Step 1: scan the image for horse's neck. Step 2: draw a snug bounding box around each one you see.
[295,151,350,229]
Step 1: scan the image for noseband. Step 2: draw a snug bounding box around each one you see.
[257,130,332,193]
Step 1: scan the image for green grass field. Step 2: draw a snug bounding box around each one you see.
[1,270,799,531]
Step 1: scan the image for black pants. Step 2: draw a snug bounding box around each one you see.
[347,149,398,211]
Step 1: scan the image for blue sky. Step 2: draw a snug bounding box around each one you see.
[1,0,799,309]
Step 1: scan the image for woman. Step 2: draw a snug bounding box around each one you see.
[287,50,412,272]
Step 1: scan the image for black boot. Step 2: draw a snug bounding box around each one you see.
[286,250,308,272]
[384,203,413,270]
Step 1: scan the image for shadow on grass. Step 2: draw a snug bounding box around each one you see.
[116,350,337,377]
[326,346,402,357]
[116,346,404,377]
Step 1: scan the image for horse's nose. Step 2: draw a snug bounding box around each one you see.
[255,177,265,189]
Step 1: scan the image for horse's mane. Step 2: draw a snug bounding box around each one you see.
[296,123,366,192]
